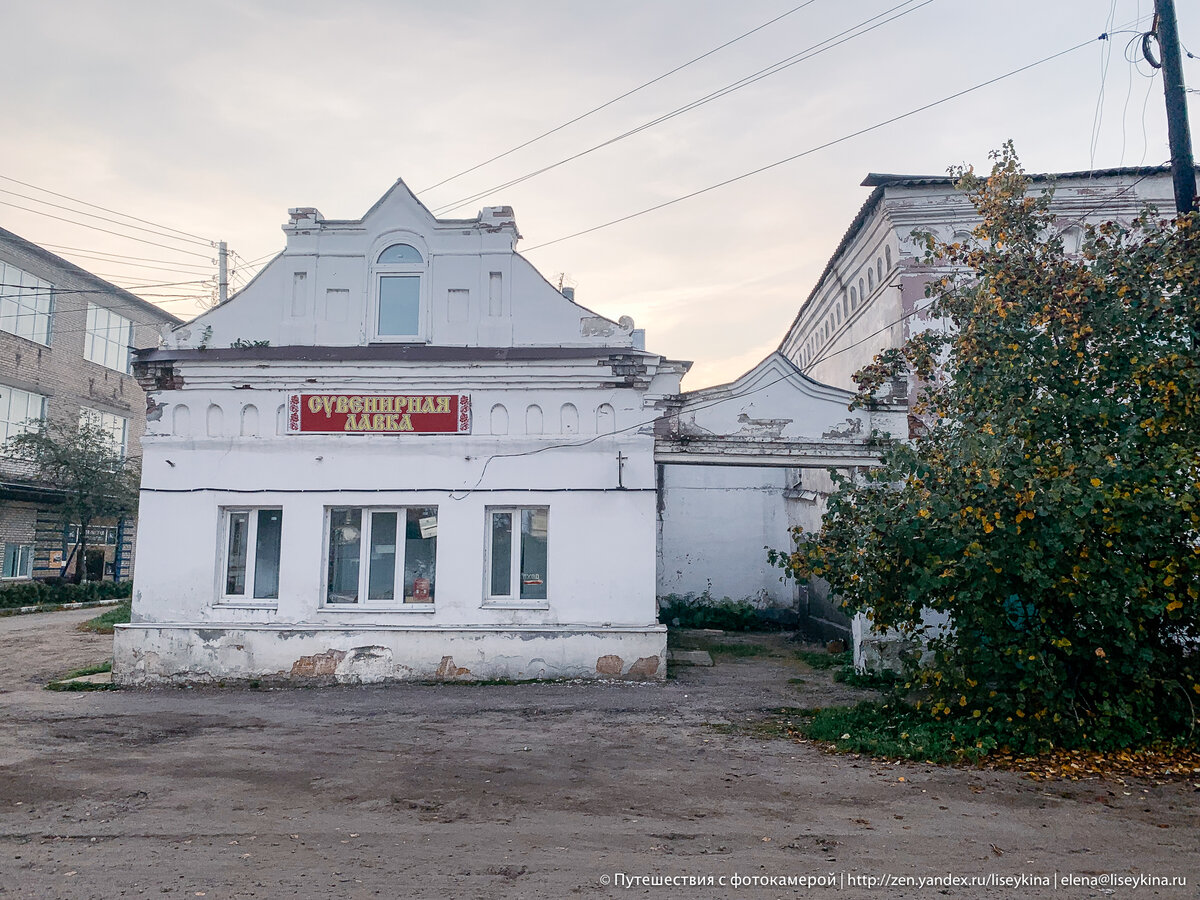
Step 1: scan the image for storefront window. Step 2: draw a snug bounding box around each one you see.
[222,508,282,601]
[326,506,437,605]
[486,507,548,602]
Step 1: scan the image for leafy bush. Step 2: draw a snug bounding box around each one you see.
[772,146,1200,752]
[658,593,768,631]
[801,702,999,763]
[0,580,132,610]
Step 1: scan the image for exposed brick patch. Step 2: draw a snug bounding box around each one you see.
[627,655,661,679]
[290,649,346,677]
[595,654,623,676]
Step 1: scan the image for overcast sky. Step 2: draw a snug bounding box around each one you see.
[2,0,1194,388]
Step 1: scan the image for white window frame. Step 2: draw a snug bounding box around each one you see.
[0,261,53,346]
[1,542,33,580]
[0,385,47,442]
[322,505,438,609]
[218,507,283,604]
[79,407,129,457]
[369,240,427,343]
[84,303,134,374]
[483,506,549,607]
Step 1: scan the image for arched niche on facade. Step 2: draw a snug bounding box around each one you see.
[172,404,191,437]
[206,403,224,438]
[240,404,259,437]
[525,404,543,435]
[490,403,509,435]
[560,402,579,434]
[596,403,615,434]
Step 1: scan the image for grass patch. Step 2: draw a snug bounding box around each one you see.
[833,665,901,691]
[77,601,131,634]
[706,707,814,740]
[47,659,115,692]
[706,642,773,659]
[795,649,851,670]
[798,702,996,763]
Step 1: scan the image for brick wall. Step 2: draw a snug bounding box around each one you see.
[0,228,183,578]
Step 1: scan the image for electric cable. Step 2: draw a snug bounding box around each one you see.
[0,174,215,244]
[23,243,215,269]
[431,0,933,216]
[0,188,212,248]
[520,35,1113,254]
[0,201,215,258]
[418,0,823,194]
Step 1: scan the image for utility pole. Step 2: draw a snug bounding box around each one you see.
[217,240,229,304]
[1153,0,1197,214]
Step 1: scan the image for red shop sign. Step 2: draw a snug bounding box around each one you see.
[287,393,471,434]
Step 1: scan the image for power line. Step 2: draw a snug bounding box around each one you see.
[0,200,215,259]
[50,257,215,277]
[1089,0,1120,170]
[0,187,212,249]
[0,174,215,244]
[431,0,932,216]
[520,36,1104,254]
[28,242,216,269]
[418,0,823,195]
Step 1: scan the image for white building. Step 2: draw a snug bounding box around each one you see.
[780,167,1179,395]
[114,182,686,684]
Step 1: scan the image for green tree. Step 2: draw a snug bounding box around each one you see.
[774,145,1200,751]
[4,417,140,583]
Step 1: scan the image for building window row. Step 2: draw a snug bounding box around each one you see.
[0,261,53,346]
[220,505,549,608]
[1,542,33,579]
[84,303,135,374]
[798,244,895,368]
[80,407,129,456]
[0,385,47,442]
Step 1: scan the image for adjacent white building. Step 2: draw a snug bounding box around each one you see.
[114,182,686,684]
[655,166,1181,648]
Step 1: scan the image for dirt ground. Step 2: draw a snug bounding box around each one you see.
[0,610,1196,899]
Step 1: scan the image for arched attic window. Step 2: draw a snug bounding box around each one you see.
[374,242,425,340]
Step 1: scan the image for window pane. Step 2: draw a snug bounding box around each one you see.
[327,508,361,603]
[519,509,548,600]
[84,303,133,370]
[376,243,423,264]
[2,544,16,578]
[17,544,31,578]
[404,507,437,603]
[367,511,397,601]
[490,512,512,596]
[225,512,249,595]
[378,276,420,336]
[252,509,282,600]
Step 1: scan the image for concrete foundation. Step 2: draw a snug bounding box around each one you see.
[113,623,667,685]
